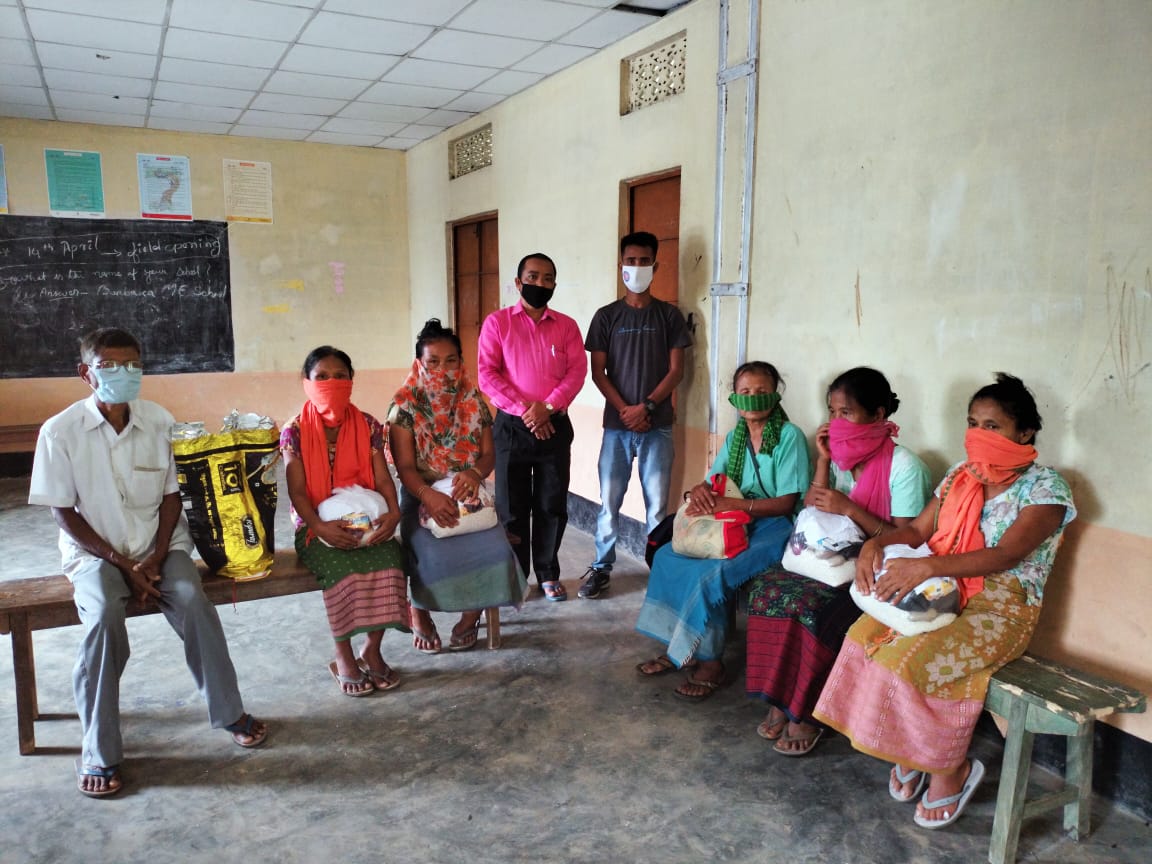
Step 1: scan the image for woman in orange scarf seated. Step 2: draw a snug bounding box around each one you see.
[281,346,409,697]
[814,374,1075,829]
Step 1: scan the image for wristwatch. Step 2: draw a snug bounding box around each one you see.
[545,402,555,413]
[643,399,657,414]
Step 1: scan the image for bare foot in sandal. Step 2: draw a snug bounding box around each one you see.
[637,655,698,676]
[757,706,788,740]
[673,660,724,701]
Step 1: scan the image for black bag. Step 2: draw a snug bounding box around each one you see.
[645,513,676,568]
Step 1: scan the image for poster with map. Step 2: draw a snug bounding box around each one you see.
[137,153,193,220]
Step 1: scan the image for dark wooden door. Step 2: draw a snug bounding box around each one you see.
[452,215,499,377]
[627,171,681,303]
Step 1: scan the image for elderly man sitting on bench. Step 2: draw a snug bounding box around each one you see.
[28,326,268,798]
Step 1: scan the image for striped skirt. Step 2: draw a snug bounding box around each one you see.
[295,527,411,642]
[813,573,1039,774]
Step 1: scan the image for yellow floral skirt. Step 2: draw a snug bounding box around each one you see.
[813,573,1039,774]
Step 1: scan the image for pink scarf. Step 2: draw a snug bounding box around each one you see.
[828,417,899,522]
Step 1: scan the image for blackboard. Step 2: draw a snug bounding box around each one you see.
[0,215,234,378]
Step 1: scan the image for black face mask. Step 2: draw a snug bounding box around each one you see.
[519,284,554,309]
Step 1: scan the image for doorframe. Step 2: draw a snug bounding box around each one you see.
[446,209,498,328]
[618,166,682,253]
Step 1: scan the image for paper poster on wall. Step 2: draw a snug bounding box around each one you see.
[44,148,105,218]
[0,144,8,214]
[222,159,273,224]
[137,154,193,220]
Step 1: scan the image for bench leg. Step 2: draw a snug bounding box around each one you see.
[10,612,40,755]
[484,607,501,649]
[1064,721,1093,839]
[989,697,1034,864]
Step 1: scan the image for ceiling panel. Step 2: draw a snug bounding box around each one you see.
[37,43,157,77]
[24,0,166,24]
[413,30,543,68]
[449,0,600,41]
[24,9,161,54]
[164,29,289,67]
[1,0,693,148]
[169,0,313,42]
[264,70,371,99]
[279,45,401,80]
[152,81,256,109]
[383,58,496,91]
[158,58,271,90]
[0,62,42,86]
[148,101,244,123]
[299,13,432,55]
[42,68,152,98]
[55,107,144,126]
[321,0,472,26]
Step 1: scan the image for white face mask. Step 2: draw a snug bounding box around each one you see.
[621,265,654,293]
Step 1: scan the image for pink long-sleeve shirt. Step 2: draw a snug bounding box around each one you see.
[477,302,587,415]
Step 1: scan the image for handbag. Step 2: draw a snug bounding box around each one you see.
[671,474,753,559]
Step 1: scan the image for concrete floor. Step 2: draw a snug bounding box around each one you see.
[1,473,1150,864]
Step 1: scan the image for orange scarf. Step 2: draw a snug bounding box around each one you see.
[928,427,1037,606]
[299,382,375,509]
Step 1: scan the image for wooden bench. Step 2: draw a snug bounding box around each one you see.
[0,424,40,455]
[985,654,1146,864]
[0,549,501,755]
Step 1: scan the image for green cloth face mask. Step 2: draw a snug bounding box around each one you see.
[728,391,781,412]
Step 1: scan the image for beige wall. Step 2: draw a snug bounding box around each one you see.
[406,0,721,512]
[0,118,412,425]
[404,0,1151,737]
[749,0,1152,735]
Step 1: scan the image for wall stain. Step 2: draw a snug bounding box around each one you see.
[1083,266,1149,405]
[854,270,862,329]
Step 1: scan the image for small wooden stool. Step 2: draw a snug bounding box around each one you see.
[985,655,1146,864]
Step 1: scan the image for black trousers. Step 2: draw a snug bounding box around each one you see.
[492,410,574,583]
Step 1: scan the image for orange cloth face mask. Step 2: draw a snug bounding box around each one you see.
[302,378,353,427]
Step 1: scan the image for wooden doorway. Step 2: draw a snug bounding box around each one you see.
[451,213,499,376]
[625,170,680,303]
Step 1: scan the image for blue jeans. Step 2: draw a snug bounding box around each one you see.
[593,425,674,571]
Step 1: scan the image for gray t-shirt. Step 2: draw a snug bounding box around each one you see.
[584,297,692,429]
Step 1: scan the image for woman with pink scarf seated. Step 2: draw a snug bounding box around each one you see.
[743,367,930,755]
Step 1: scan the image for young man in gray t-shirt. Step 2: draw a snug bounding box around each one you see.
[580,231,692,598]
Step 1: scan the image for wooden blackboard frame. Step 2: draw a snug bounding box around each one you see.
[0,215,234,378]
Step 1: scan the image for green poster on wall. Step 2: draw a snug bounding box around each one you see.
[44,148,105,218]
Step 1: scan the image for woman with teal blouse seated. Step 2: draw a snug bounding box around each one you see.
[636,361,811,700]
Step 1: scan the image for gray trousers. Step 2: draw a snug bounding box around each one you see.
[70,549,245,767]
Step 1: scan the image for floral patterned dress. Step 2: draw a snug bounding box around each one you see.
[813,463,1075,773]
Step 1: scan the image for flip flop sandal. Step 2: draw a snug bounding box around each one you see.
[913,759,986,829]
[673,676,722,702]
[329,661,374,697]
[225,712,269,748]
[773,727,825,757]
[541,581,567,601]
[890,766,929,803]
[411,627,442,654]
[357,657,402,692]
[448,621,481,652]
[757,711,788,741]
[636,655,678,676]
[75,760,122,798]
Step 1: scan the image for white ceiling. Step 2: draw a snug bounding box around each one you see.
[0,0,692,149]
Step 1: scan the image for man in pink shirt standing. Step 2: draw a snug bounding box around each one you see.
[478,252,588,600]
